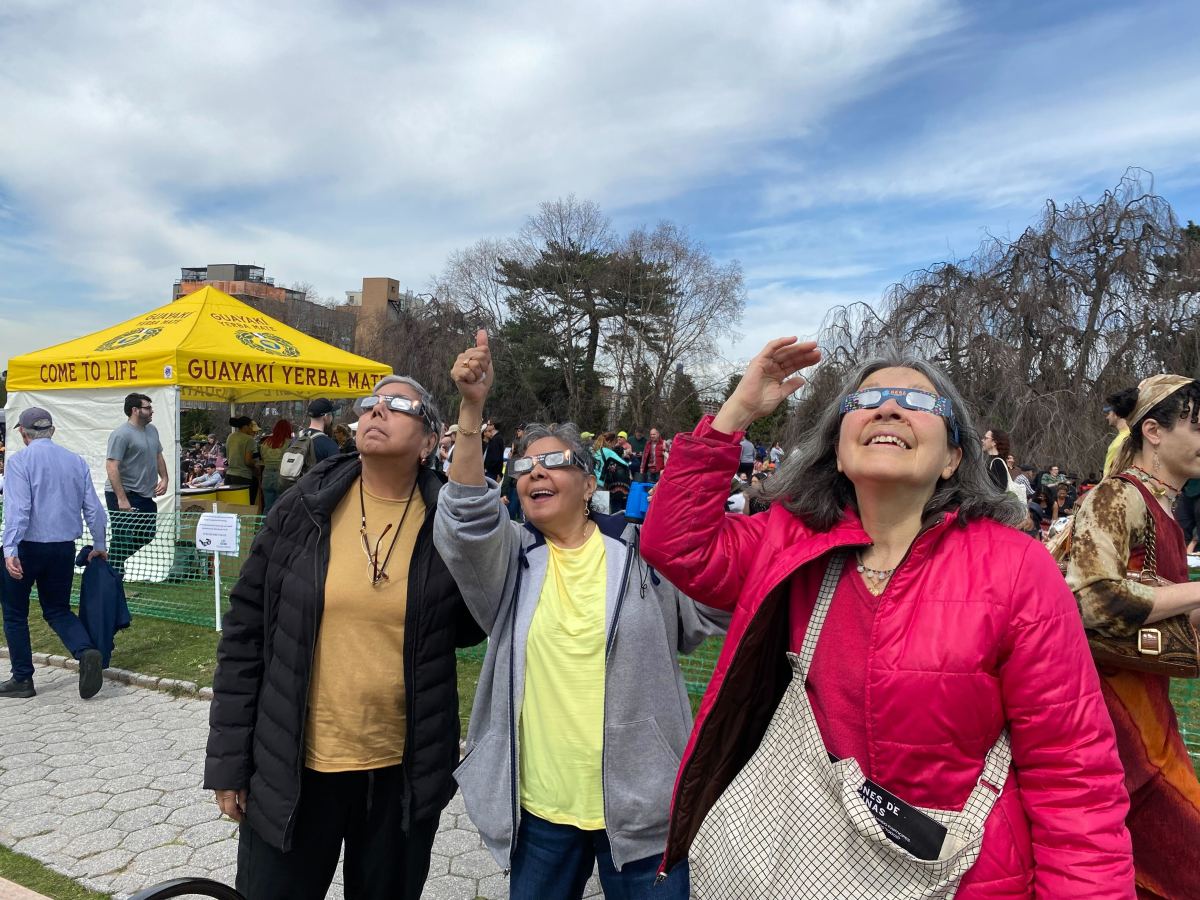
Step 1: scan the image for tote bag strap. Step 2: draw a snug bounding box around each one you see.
[958,730,1012,830]
[797,552,848,674]
[798,551,1013,832]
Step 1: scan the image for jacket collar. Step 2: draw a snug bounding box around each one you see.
[300,453,445,520]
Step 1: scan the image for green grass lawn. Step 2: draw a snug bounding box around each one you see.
[25,613,486,735]
[26,614,221,687]
[0,844,110,899]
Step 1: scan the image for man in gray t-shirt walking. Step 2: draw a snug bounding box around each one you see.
[105,392,168,574]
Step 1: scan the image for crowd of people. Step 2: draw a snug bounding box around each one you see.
[3,336,1199,898]
[196,329,1200,900]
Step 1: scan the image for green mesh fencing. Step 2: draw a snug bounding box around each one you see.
[2,499,1199,762]
[0,500,256,629]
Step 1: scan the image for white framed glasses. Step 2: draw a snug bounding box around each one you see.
[355,395,434,430]
[510,449,591,477]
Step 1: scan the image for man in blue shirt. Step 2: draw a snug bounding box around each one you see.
[1,407,109,699]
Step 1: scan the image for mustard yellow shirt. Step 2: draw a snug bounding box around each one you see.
[304,478,424,772]
[519,527,608,829]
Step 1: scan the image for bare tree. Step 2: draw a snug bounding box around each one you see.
[789,170,1200,474]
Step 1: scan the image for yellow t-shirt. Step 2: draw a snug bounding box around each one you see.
[1104,428,1129,477]
[519,527,608,829]
[304,478,425,772]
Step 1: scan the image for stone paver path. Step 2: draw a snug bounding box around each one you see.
[0,664,601,898]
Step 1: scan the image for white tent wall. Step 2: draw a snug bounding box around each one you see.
[4,385,179,582]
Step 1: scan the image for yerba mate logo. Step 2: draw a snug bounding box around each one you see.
[95,327,162,351]
[235,330,300,357]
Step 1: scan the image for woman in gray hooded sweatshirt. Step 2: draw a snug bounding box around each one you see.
[434,330,726,900]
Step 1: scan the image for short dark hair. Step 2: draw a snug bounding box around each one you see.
[124,393,151,416]
[1104,387,1138,420]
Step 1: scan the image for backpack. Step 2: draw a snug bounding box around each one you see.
[277,429,320,490]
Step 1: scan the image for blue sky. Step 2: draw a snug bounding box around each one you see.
[1,0,1198,375]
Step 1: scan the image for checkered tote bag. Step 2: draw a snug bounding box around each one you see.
[690,554,1012,899]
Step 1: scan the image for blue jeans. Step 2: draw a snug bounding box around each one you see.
[1,541,94,681]
[509,811,689,900]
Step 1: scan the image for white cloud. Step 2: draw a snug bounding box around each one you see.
[0,0,958,369]
[762,8,1200,213]
[718,283,869,366]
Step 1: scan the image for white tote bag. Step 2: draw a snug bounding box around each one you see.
[690,554,1011,900]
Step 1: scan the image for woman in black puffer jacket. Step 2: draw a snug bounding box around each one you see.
[204,376,483,900]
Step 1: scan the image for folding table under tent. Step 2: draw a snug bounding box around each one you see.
[4,286,392,580]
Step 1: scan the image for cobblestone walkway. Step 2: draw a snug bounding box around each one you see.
[0,664,601,899]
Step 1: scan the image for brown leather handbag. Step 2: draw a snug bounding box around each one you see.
[1084,511,1200,678]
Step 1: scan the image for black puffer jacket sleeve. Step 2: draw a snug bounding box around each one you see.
[203,511,277,791]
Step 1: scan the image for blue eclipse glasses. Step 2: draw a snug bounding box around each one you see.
[839,387,961,444]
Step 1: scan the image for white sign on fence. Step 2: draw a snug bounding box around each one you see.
[195,512,240,555]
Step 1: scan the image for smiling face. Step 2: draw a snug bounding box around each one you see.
[836,366,962,493]
[515,436,596,533]
[356,382,437,464]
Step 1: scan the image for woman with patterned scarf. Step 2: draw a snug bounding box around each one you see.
[1067,374,1200,899]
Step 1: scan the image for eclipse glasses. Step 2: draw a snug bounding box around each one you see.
[509,449,592,478]
[355,394,434,429]
[839,387,960,444]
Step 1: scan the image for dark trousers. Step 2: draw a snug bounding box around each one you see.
[224,473,259,506]
[236,765,437,900]
[104,491,157,574]
[509,810,689,900]
[1,541,94,681]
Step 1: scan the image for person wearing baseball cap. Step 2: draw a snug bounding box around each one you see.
[304,399,340,464]
[1066,372,1200,897]
[2,408,110,699]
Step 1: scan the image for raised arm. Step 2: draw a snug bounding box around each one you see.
[434,328,517,633]
[641,337,820,609]
[448,329,490,488]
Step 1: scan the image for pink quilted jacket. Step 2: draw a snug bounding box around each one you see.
[642,417,1134,898]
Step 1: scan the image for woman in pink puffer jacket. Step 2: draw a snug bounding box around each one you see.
[641,339,1134,898]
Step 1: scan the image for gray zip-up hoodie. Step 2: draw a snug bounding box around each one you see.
[433,479,728,872]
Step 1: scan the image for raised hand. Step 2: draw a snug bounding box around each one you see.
[714,337,822,433]
[451,329,493,408]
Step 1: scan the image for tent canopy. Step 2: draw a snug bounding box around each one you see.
[7,286,391,402]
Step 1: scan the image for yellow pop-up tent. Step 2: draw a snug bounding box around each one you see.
[7,285,391,402]
[5,288,393,583]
